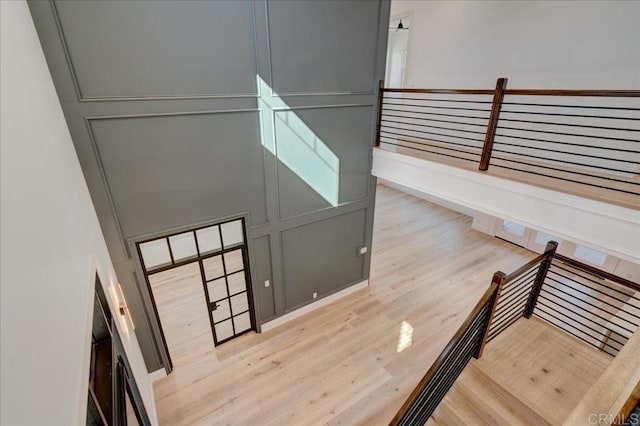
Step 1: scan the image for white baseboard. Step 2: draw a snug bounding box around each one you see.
[261,279,369,332]
[149,368,167,383]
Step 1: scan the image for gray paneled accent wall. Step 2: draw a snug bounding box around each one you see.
[29,0,390,372]
[89,111,268,236]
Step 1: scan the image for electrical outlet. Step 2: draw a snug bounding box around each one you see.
[264,280,270,288]
[312,292,317,299]
[359,246,368,255]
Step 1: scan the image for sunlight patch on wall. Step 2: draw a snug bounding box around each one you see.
[397,320,414,353]
[257,76,340,206]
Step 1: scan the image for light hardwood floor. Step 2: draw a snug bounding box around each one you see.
[153,184,541,425]
[481,317,612,423]
[149,263,214,367]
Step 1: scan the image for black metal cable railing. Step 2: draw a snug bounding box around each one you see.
[375,79,640,208]
[378,90,493,166]
[482,242,640,356]
[533,255,640,356]
[389,283,499,426]
[484,241,558,342]
[490,94,640,198]
[487,264,540,342]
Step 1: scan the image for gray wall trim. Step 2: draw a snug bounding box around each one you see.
[126,212,251,245]
[83,117,129,256]
[277,206,369,243]
[250,198,372,236]
[276,229,287,314]
[126,265,171,373]
[48,1,83,103]
[245,227,264,330]
[85,108,261,121]
[81,94,261,103]
[269,103,374,111]
[277,197,372,224]
[272,91,377,97]
[249,234,275,325]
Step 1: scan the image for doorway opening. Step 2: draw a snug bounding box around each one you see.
[136,218,255,367]
[386,14,411,87]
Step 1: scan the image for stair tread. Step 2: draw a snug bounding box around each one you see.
[462,362,554,425]
[431,361,554,426]
[431,387,493,426]
[475,317,612,424]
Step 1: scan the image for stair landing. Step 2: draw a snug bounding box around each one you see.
[429,317,613,425]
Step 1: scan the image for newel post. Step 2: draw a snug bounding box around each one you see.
[523,241,558,318]
[375,79,384,147]
[479,77,508,171]
[475,271,506,359]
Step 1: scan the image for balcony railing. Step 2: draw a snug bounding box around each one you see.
[375,79,640,210]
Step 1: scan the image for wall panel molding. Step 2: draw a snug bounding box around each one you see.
[279,208,368,311]
[272,104,374,221]
[265,0,381,96]
[85,109,268,239]
[51,0,260,101]
[28,0,390,372]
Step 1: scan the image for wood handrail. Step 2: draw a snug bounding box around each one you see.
[504,252,546,283]
[381,87,640,97]
[503,89,640,97]
[382,87,495,95]
[476,272,505,358]
[524,241,558,318]
[390,282,499,425]
[553,253,640,293]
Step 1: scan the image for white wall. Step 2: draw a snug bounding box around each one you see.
[390,0,640,89]
[0,2,157,425]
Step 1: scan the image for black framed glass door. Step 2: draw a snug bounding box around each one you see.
[136,217,256,352]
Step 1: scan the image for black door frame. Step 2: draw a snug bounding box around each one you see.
[132,215,257,372]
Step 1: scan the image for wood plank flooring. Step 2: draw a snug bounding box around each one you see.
[469,317,611,425]
[153,184,539,425]
[149,263,214,367]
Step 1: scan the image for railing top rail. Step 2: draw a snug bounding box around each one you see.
[504,252,545,283]
[552,253,640,292]
[381,87,640,97]
[382,88,495,95]
[503,89,640,97]
[390,282,499,424]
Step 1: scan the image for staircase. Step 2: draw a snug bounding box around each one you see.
[429,363,553,426]
[390,245,639,426]
[428,317,612,425]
